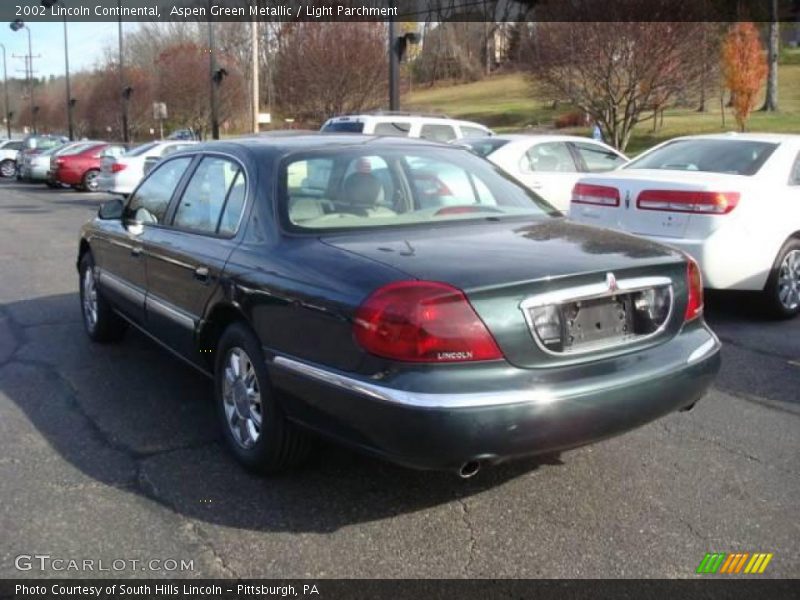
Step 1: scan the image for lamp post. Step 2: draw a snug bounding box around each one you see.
[117,0,129,143]
[387,22,420,111]
[40,0,73,140]
[0,44,10,139]
[9,19,35,134]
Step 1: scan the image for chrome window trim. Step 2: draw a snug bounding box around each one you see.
[519,275,674,357]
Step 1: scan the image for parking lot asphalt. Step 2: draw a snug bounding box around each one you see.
[0,180,798,579]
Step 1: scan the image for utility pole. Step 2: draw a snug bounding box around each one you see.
[208,17,220,139]
[388,19,399,111]
[118,0,129,142]
[0,44,10,139]
[63,16,73,140]
[251,19,259,134]
[10,20,37,134]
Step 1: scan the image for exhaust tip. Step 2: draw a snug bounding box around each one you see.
[458,460,481,479]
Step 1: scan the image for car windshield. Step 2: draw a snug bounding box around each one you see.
[626,139,778,176]
[125,142,160,157]
[282,147,559,232]
[461,138,511,158]
[321,121,365,133]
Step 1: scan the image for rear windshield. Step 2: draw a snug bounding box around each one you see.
[626,139,778,176]
[125,142,160,157]
[27,137,62,151]
[281,147,558,232]
[321,121,365,134]
[461,138,510,158]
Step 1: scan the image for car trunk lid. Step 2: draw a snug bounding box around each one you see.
[570,169,750,239]
[322,219,687,367]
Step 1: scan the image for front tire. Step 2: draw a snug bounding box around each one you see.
[214,322,312,474]
[0,159,15,179]
[763,239,800,319]
[79,253,126,342]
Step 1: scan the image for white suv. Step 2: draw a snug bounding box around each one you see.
[321,113,492,142]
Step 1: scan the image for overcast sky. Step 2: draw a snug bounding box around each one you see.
[0,21,130,79]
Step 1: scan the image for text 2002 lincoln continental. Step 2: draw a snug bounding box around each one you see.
[77,135,720,477]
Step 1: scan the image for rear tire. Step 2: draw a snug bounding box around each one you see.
[0,159,15,179]
[82,169,100,192]
[763,239,800,319]
[214,322,312,474]
[79,253,126,342]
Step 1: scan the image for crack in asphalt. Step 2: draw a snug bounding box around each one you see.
[659,417,796,477]
[717,334,797,362]
[0,305,237,578]
[456,498,477,577]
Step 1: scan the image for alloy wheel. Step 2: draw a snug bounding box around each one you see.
[82,267,98,331]
[222,347,263,449]
[85,170,99,191]
[777,249,800,311]
[0,161,15,178]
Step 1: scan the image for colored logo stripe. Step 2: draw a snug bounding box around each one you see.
[697,553,773,574]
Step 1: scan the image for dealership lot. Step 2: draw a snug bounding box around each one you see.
[0,180,797,578]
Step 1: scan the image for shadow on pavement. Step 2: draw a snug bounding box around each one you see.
[0,292,557,534]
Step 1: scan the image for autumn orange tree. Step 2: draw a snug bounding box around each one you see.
[721,22,768,132]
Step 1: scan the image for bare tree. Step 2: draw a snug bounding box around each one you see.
[273,23,387,124]
[522,4,707,150]
[761,0,779,111]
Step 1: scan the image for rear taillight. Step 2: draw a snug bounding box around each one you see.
[637,190,739,215]
[55,158,65,167]
[353,281,503,362]
[111,162,127,173]
[571,183,620,207]
[685,258,704,321]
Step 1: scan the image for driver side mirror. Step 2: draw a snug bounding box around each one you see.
[98,198,124,220]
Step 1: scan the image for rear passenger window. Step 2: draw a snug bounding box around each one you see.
[459,126,488,138]
[373,122,412,137]
[173,157,243,234]
[522,142,576,173]
[790,152,800,185]
[573,142,626,173]
[420,124,457,142]
[126,157,192,225]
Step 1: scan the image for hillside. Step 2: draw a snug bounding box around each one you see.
[405,65,800,154]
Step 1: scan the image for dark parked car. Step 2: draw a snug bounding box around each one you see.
[77,135,721,476]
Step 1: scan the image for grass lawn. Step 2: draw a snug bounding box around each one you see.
[404,64,800,155]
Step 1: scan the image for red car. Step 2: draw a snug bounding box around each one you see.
[54,143,127,191]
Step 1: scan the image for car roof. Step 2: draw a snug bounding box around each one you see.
[669,132,800,144]
[325,114,489,128]
[184,133,456,154]
[470,133,606,144]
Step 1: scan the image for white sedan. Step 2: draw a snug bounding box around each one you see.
[97,140,197,195]
[459,134,628,212]
[570,133,800,318]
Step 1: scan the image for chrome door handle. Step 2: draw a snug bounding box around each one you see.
[131,246,143,257]
[194,266,209,282]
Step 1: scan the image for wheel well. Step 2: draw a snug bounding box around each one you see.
[77,239,91,272]
[197,304,250,369]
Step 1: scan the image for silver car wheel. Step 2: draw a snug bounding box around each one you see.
[82,267,98,331]
[0,160,15,178]
[222,347,263,449]
[84,170,99,191]
[777,249,800,311]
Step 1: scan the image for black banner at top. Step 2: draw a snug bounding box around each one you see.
[3,0,800,23]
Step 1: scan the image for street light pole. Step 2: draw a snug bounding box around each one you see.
[118,0,129,143]
[388,19,399,111]
[0,44,10,139]
[208,18,220,140]
[62,16,73,140]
